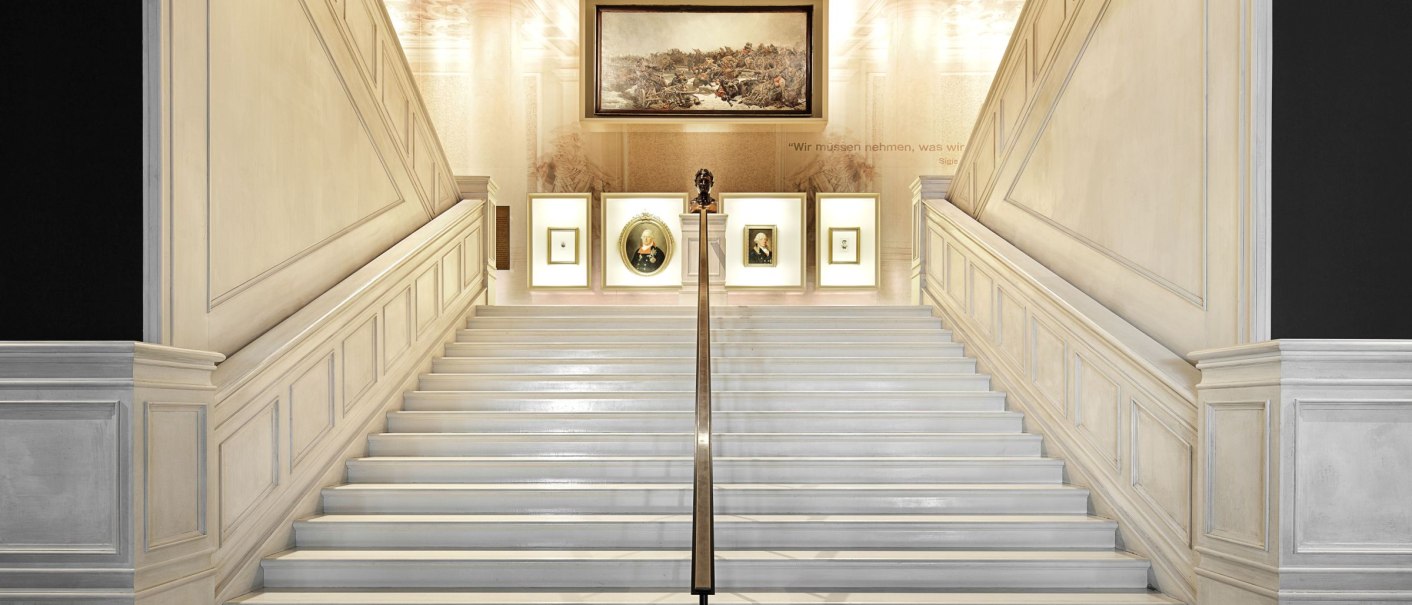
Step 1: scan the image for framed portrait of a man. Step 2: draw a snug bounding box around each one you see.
[618,213,674,276]
[744,225,778,267]
[828,227,861,265]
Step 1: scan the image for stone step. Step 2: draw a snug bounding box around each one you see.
[291,514,1118,549]
[400,391,1008,413]
[232,591,1182,605]
[467,316,945,330]
[367,432,1043,457]
[320,483,1095,515]
[430,356,978,375]
[384,411,1023,434]
[443,341,967,359]
[454,328,954,344]
[416,373,992,392]
[259,549,1151,590]
[345,456,1064,484]
[473,305,936,318]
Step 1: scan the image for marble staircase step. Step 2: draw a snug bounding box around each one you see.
[443,341,967,358]
[344,456,1065,484]
[430,356,978,375]
[473,305,937,318]
[232,591,1181,605]
[467,316,946,330]
[259,549,1151,590]
[367,432,1043,457]
[291,513,1119,549]
[384,410,1023,434]
[399,390,1008,412]
[416,373,991,392]
[454,328,955,344]
[320,483,1096,515]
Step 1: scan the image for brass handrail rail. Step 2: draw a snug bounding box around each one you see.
[690,204,715,604]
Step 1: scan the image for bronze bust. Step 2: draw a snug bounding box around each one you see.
[688,168,718,213]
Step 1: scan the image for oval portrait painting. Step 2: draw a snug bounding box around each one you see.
[618,213,674,276]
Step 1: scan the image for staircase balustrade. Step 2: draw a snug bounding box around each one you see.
[690,200,716,603]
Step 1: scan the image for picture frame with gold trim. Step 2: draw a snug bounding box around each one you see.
[743,224,779,267]
[547,227,580,265]
[827,227,861,264]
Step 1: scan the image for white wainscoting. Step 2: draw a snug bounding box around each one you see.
[147,0,463,355]
[918,198,1200,603]
[0,200,485,603]
[1193,341,1412,604]
[208,199,486,601]
[0,342,223,603]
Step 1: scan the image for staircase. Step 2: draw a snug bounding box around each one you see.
[233,305,1179,605]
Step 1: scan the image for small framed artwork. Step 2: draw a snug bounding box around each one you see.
[547,228,580,265]
[828,227,861,264]
[743,225,778,267]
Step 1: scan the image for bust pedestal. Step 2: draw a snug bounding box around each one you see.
[680,212,727,304]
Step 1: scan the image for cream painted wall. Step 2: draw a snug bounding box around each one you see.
[386,0,1021,302]
[152,0,460,355]
[950,0,1268,357]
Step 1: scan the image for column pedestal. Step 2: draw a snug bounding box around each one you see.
[1192,340,1412,604]
[680,213,727,305]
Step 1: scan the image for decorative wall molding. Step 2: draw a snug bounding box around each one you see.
[207,200,486,602]
[0,342,223,603]
[147,0,463,355]
[944,0,1272,356]
[916,198,1199,603]
[1193,340,1412,603]
[456,176,501,304]
[0,201,486,603]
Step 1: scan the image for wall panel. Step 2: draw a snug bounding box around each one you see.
[947,0,1268,355]
[288,355,337,470]
[1073,352,1122,469]
[0,401,120,554]
[156,0,461,354]
[208,202,486,601]
[342,317,379,413]
[218,400,279,537]
[919,199,1200,602]
[144,402,206,549]
[1131,398,1193,540]
[1204,401,1269,550]
[1293,400,1412,553]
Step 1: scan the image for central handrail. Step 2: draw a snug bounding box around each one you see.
[689,204,715,604]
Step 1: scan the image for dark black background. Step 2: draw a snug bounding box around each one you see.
[0,3,1408,341]
[0,3,144,340]
[1272,1,1412,338]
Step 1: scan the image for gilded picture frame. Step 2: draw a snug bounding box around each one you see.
[743,225,778,267]
[828,227,861,265]
[547,228,580,265]
[618,212,675,276]
[587,2,824,119]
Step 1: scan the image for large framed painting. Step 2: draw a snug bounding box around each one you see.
[584,1,826,119]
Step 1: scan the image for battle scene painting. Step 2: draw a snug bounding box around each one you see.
[595,6,812,116]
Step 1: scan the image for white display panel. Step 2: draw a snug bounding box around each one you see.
[722,193,806,289]
[603,193,688,288]
[528,193,591,288]
[816,193,880,288]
